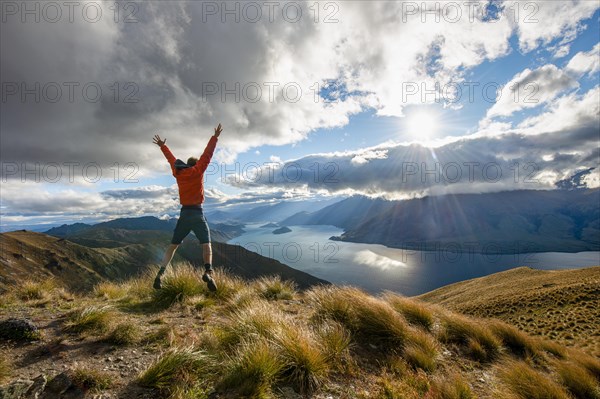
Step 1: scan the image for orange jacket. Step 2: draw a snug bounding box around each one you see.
[160,136,218,205]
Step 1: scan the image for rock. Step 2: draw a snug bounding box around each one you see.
[0,319,40,342]
[24,375,47,399]
[0,380,33,399]
[44,372,72,395]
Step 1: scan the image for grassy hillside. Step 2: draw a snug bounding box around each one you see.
[1,264,598,398]
[0,231,327,293]
[418,267,600,357]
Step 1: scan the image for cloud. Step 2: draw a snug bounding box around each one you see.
[484,64,578,119]
[228,85,600,198]
[566,43,600,76]
[509,0,598,56]
[3,1,595,176]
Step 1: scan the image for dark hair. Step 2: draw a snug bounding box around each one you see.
[187,157,198,166]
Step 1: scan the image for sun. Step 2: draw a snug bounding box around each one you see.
[406,110,439,141]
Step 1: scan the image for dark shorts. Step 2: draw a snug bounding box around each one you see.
[171,208,211,244]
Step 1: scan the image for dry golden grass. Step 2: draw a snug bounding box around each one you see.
[419,267,600,356]
[0,357,11,384]
[3,262,599,399]
[439,313,500,362]
[253,275,297,300]
[219,338,283,398]
[498,361,571,399]
[556,360,600,399]
[384,292,434,331]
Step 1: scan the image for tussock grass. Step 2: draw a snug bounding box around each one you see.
[310,286,408,350]
[570,351,600,382]
[0,358,11,384]
[308,286,368,326]
[540,340,567,358]
[404,329,438,372]
[254,275,296,300]
[138,347,214,395]
[16,278,58,301]
[556,361,600,399]
[432,374,474,399]
[105,322,141,345]
[219,338,283,398]
[144,325,176,347]
[499,361,570,399]
[384,292,434,331]
[217,300,284,348]
[152,265,204,307]
[211,269,246,300]
[315,321,352,367]
[183,295,216,312]
[379,368,431,398]
[489,321,539,359]
[223,287,259,313]
[439,314,500,362]
[64,306,116,335]
[275,325,330,394]
[352,297,409,349]
[94,281,129,300]
[71,368,112,392]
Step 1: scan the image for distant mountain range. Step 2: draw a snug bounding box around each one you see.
[282,189,600,253]
[45,216,245,244]
[0,216,327,292]
[205,197,341,223]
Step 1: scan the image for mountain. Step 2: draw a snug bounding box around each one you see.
[0,230,158,292]
[1,266,598,398]
[282,195,394,228]
[234,197,342,223]
[0,230,327,292]
[284,189,600,253]
[339,189,600,253]
[44,222,93,237]
[418,266,600,356]
[44,216,245,243]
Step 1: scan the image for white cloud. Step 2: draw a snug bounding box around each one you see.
[485,64,578,119]
[228,85,600,198]
[567,43,600,76]
[508,0,598,55]
[6,0,592,172]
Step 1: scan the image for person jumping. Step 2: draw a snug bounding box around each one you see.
[151,123,223,291]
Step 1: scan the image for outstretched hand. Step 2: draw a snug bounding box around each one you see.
[153,134,166,147]
[214,123,223,138]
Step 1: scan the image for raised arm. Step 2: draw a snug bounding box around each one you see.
[194,124,222,173]
[153,134,176,169]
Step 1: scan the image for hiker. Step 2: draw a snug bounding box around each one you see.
[151,123,223,291]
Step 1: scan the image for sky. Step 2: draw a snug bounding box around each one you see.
[1,0,599,231]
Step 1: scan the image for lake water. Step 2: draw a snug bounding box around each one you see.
[228,224,600,296]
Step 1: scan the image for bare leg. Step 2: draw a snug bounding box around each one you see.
[202,243,212,266]
[154,244,179,289]
[161,244,180,269]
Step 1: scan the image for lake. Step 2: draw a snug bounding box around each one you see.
[227,224,600,296]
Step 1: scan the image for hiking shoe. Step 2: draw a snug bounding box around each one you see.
[153,275,162,290]
[202,272,217,292]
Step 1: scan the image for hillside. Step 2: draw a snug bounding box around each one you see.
[418,267,600,356]
[0,231,326,292]
[285,190,600,253]
[0,266,599,398]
